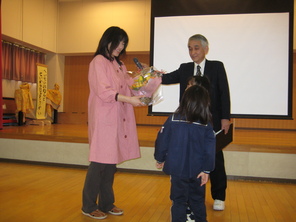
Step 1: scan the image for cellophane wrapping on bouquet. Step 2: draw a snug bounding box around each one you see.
[130,66,164,105]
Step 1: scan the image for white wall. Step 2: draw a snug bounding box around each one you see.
[46,53,65,111]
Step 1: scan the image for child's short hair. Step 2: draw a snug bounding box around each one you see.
[187,76,210,91]
[176,85,212,124]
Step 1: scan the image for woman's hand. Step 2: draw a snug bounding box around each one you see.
[140,62,149,69]
[117,94,145,107]
[129,96,145,107]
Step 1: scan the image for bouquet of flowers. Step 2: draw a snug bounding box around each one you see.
[130,66,164,105]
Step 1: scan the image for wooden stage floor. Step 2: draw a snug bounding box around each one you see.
[0,123,296,154]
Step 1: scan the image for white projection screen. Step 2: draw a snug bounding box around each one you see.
[150,0,293,119]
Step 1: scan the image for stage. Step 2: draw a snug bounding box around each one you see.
[0,123,296,181]
[0,123,295,152]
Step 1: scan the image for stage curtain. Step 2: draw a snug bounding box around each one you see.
[0,0,3,129]
[2,41,45,83]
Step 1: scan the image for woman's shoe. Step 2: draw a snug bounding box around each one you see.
[82,209,107,219]
[108,206,124,215]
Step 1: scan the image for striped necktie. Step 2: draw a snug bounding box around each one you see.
[196,65,201,76]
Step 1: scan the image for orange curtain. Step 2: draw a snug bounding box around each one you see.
[2,41,45,83]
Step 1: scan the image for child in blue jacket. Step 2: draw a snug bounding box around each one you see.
[154,84,216,222]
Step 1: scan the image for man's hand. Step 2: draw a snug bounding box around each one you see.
[221,119,230,134]
[156,162,164,169]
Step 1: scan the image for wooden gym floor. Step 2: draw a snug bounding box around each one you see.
[0,161,295,222]
[0,124,296,221]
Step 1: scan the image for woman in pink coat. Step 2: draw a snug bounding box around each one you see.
[82,26,144,220]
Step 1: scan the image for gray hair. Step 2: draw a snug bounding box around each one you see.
[188,34,209,48]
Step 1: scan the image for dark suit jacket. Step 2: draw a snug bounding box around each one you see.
[154,114,216,178]
[162,60,231,132]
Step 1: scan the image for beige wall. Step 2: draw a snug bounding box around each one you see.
[2,0,295,53]
[2,0,151,53]
[57,0,151,54]
[2,0,57,52]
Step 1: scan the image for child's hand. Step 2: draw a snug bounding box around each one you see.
[156,162,164,169]
[197,172,209,186]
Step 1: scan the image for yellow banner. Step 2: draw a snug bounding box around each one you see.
[36,64,48,119]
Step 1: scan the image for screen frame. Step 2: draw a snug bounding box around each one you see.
[149,0,294,119]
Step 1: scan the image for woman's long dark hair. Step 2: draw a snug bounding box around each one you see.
[94,26,129,65]
[175,85,212,124]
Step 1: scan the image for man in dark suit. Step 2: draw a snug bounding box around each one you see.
[162,34,231,211]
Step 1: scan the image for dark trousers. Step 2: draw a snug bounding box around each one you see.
[210,150,227,201]
[82,162,117,213]
[170,176,207,222]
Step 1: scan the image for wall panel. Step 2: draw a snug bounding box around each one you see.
[2,0,57,52]
[58,0,151,54]
[64,56,91,113]
[2,0,23,40]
